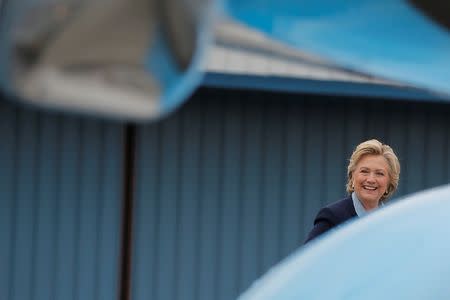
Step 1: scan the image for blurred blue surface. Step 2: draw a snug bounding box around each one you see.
[226,0,450,96]
[239,184,450,299]
[146,29,209,118]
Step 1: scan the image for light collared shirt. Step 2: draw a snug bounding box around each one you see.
[352,192,384,217]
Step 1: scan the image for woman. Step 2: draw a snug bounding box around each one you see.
[304,139,400,243]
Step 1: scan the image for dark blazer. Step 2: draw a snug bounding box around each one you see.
[304,196,357,244]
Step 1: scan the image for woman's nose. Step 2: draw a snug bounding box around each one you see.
[366,173,376,182]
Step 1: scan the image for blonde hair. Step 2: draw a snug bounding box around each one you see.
[346,139,400,201]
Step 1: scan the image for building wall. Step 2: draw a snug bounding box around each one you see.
[1,87,450,300]
[0,100,124,300]
[131,88,450,300]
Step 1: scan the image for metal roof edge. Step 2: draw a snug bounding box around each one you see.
[202,72,450,102]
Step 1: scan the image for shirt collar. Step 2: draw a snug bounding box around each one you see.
[352,192,384,217]
[352,192,367,217]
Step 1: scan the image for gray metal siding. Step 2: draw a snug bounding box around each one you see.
[132,88,450,300]
[0,101,124,300]
[2,87,450,300]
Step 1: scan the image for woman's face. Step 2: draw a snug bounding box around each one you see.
[352,154,390,206]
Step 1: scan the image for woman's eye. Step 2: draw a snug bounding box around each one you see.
[376,172,385,176]
[361,170,369,173]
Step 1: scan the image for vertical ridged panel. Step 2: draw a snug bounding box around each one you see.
[198,94,223,300]
[156,112,180,300]
[0,103,16,299]
[280,99,305,257]
[14,108,39,300]
[425,107,447,188]
[384,102,409,196]
[34,113,59,300]
[323,97,346,205]
[302,98,327,238]
[132,121,160,300]
[132,88,450,300]
[260,97,284,273]
[177,101,203,300]
[406,104,428,193]
[217,96,243,300]
[239,93,265,291]
[0,101,123,300]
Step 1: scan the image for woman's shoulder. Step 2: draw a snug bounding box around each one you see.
[320,196,356,222]
[325,196,353,211]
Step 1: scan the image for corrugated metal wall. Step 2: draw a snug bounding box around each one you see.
[131,88,450,300]
[2,87,450,300]
[0,100,124,300]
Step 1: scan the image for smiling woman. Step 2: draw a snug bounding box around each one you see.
[304,139,400,243]
[351,155,390,210]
